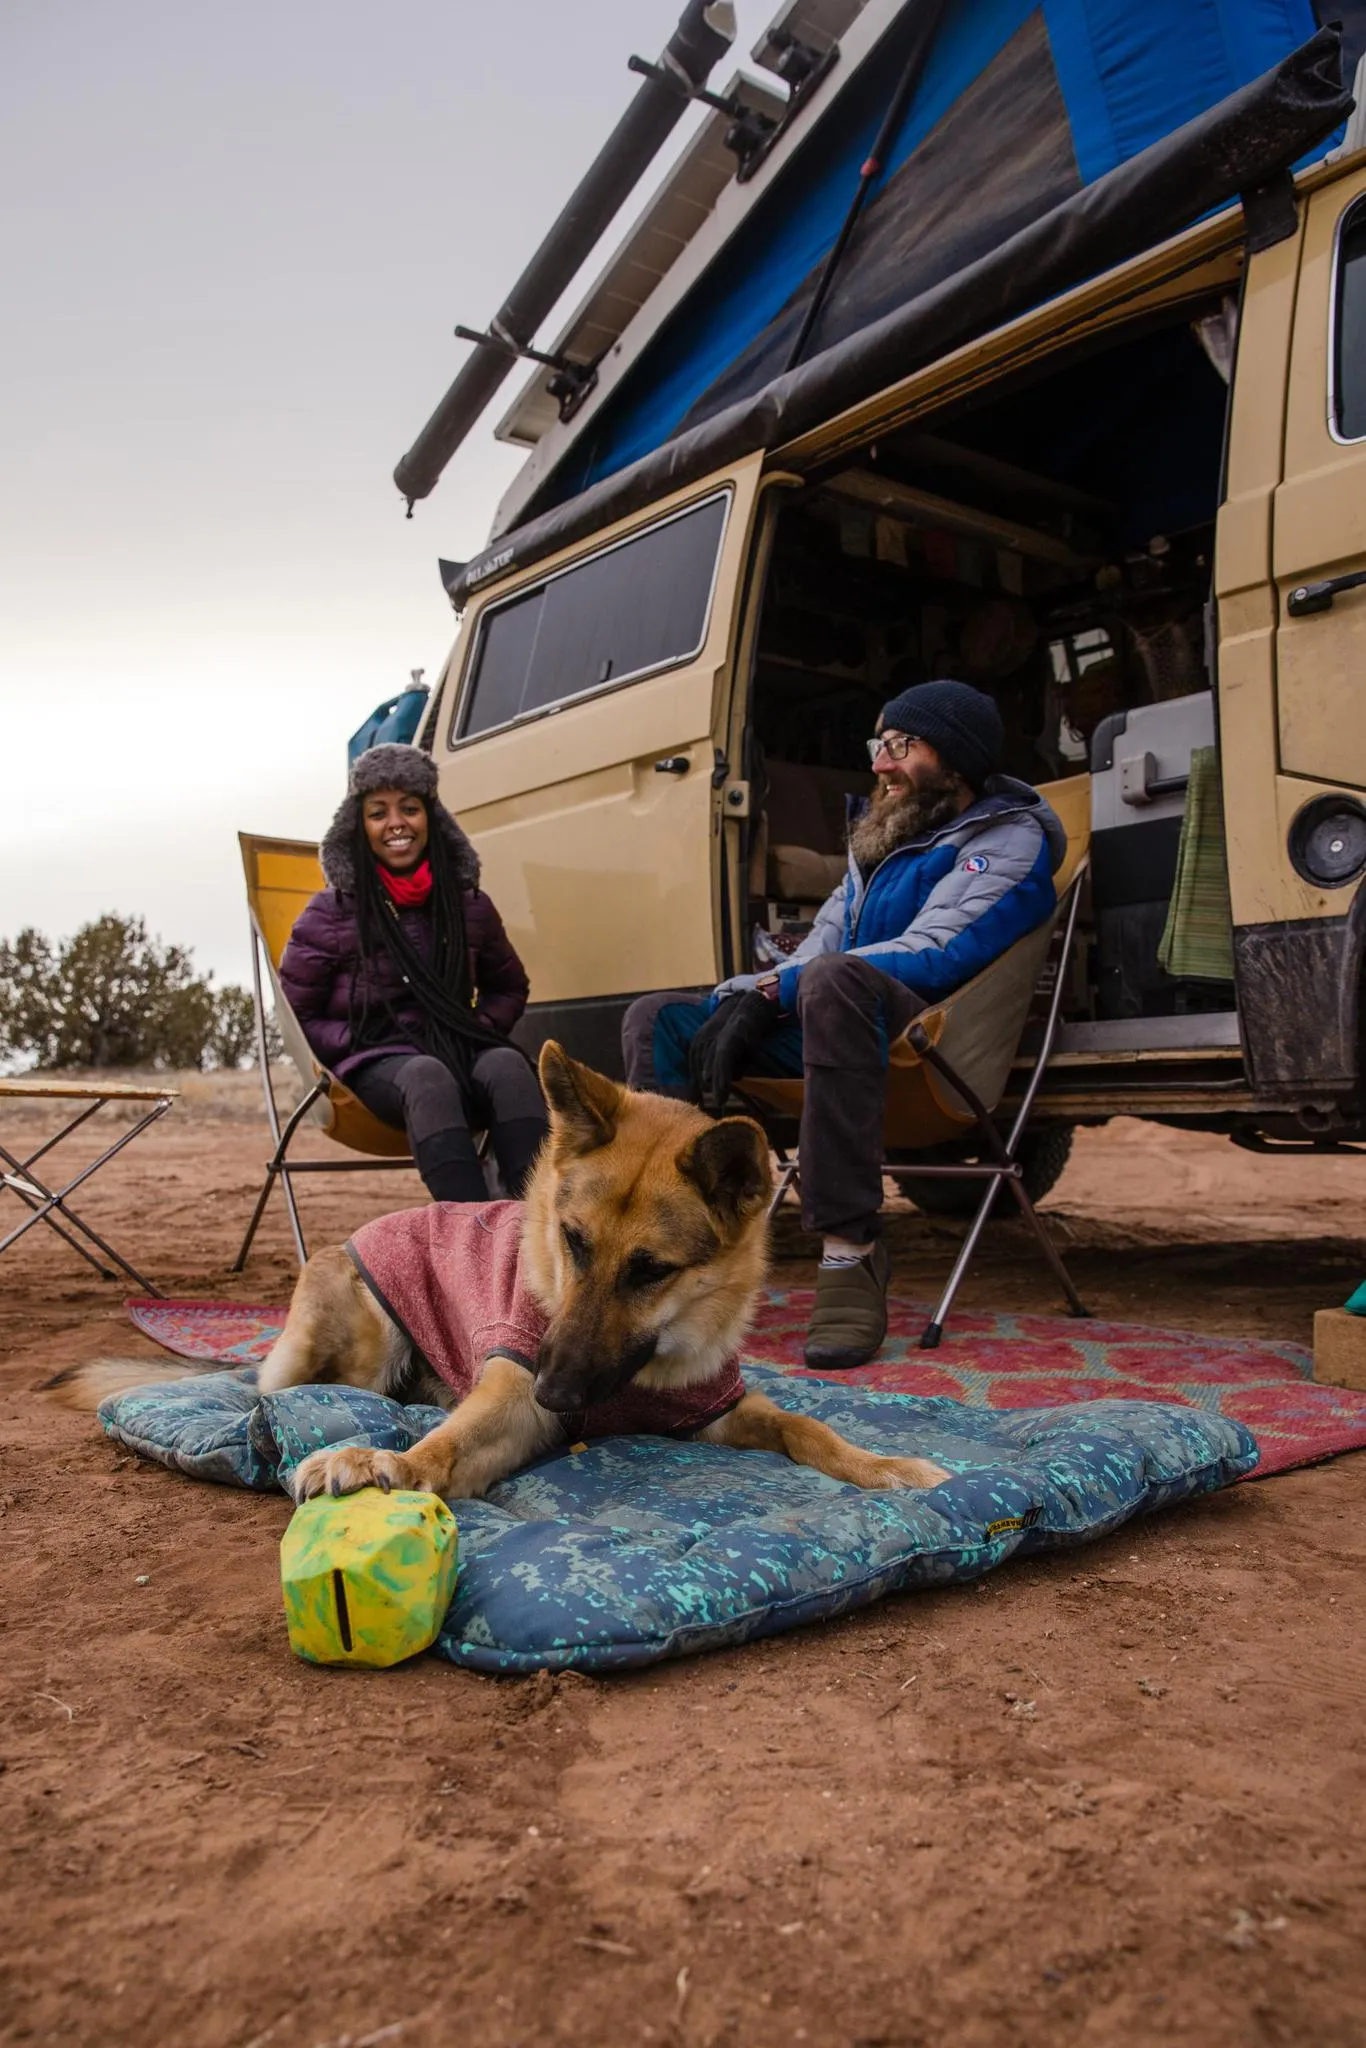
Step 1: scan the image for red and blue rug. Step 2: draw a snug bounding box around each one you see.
[126,1288,1366,1481]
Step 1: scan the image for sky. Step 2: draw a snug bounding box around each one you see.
[0,0,777,990]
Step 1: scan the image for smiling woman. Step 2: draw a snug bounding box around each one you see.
[361,786,430,875]
[277,744,548,1201]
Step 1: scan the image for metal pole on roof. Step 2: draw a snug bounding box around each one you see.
[393,0,737,511]
[784,0,952,374]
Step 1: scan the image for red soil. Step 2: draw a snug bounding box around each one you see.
[2,1088,1364,2047]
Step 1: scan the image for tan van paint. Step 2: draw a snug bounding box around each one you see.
[1275,164,1366,793]
[439,453,769,1004]
[432,154,1366,1132]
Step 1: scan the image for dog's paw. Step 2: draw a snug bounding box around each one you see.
[290,1444,417,1502]
[873,1455,951,1492]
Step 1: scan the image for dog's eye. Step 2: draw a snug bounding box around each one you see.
[623,1251,679,1290]
[561,1224,591,1271]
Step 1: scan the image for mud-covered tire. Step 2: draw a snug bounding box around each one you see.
[894,1124,1075,1220]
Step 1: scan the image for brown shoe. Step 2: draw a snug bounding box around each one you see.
[804,1240,890,1369]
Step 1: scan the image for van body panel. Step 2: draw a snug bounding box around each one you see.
[1274,164,1366,792]
[1217,164,1366,1103]
[435,453,767,1006]
[1216,224,1309,932]
[719,478,799,979]
[1233,907,1365,1099]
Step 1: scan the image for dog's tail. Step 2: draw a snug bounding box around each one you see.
[41,1356,217,1411]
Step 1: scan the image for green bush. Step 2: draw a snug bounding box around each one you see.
[0,915,266,1071]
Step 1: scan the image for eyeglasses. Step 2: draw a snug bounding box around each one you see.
[866,731,920,765]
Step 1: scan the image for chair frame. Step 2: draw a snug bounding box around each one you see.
[760,869,1090,1350]
[233,917,416,1273]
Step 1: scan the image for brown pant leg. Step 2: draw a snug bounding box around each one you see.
[794,954,925,1241]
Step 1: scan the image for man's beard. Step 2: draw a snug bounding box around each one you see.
[848,768,970,870]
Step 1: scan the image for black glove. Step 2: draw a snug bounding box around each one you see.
[687,990,778,1114]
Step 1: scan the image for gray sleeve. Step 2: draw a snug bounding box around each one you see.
[785,883,847,966]
[713,880,846,1002]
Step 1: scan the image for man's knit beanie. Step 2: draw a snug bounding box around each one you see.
[878,679,1004,792]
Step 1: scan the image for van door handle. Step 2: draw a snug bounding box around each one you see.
[1287,569,1366,617]
[654,755,690,775]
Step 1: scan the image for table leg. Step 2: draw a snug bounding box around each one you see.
[0,1152,119,1278]
[0,1099,174,1295]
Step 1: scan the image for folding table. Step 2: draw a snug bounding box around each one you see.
[0,1078,177,1296]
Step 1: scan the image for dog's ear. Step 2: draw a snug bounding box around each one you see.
[676,1117,772,1225]
[538,1041,623,1156]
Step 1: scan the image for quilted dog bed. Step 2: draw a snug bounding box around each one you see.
[98,1364,1257,1673]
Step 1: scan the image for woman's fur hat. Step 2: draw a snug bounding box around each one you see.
[320,744,479,895]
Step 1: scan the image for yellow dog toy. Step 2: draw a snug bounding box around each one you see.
[280,1486,459,1667]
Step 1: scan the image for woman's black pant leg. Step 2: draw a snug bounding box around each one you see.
[348,1053,487,1202]
[468,1046,549,1198]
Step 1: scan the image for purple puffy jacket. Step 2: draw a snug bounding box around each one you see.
[278,802,529,1080]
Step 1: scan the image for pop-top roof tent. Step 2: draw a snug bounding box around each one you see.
[395,0,1364,603]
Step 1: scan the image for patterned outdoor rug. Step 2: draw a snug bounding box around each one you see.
[125,1288,1366,1481]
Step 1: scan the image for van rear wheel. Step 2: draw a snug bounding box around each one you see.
[893,1124,1074,1220]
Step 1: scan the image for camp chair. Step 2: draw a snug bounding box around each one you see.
[233,833,419,1272]
[738,777,1091,1350]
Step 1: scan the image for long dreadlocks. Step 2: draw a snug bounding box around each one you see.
[348,800,526,1090]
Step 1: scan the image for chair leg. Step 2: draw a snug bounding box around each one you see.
[233,1080,323,1273]
[278,1165,308,1269]
[916,1170,1010,1349]
[905,1024,1087,1337]
[232,1172,276,1274]
[1001,1171,1089,1319]
[767,1156,800,1220]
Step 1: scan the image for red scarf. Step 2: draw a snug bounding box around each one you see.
[377,857,433,909]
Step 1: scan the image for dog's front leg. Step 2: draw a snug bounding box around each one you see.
[258,1246,406,1396]
[702,1391,949,1492]
[291,1355,560,1502]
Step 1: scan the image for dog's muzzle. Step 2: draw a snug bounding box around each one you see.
[533,1330,659,1415]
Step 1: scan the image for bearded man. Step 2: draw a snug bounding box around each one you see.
[621,679,1065,1369]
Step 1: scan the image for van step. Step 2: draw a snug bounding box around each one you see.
[1038,1012,1241,1058]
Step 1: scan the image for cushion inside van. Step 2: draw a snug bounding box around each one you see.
[768,844,848,899]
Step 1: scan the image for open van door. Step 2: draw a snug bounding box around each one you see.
[1275,165,1366,798]
[434,453,770,1072]
[1221,164,1366,1107]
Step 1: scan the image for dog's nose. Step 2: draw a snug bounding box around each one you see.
[534,1331,658,1413]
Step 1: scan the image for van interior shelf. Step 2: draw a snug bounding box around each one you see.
[823,469,1099,574]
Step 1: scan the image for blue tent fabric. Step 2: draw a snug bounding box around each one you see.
[98,1364,1257,1674]
[1045,0,1323,181]
[454,31,1348,605]
[546,0,1326,508]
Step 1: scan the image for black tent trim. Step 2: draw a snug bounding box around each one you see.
[445,29,1350,611]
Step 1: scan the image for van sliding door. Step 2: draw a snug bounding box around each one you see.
[435,454,768,1071]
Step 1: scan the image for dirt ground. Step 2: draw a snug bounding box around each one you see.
[3,1077,1366,2048]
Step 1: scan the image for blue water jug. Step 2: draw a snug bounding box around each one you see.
[348,672,431,765]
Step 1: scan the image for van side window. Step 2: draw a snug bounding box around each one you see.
[454,493,729,743]
[1334,197,1366,442]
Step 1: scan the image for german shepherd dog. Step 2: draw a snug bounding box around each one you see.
[54,1046,949,1502]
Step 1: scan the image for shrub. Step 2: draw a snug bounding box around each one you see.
[0,915,265,1071]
